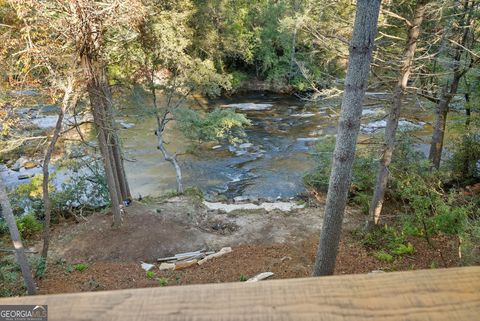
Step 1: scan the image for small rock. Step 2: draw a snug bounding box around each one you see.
[141,262,155,271]
[212,145,222,150]
[159,263,175,271]
[119,122,135,129]
[239,143,253,149]
[369,270,385,274]
[23,161,37,169]
[18,174,35,180]
[234,196,250,203]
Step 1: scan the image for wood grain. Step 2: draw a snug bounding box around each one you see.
[1,267,479,321]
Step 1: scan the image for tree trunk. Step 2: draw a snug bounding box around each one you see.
[313,0,381,276]
[368,0,429,227]
[0,178,37,295]
[429,90,452,169]
[428,0,474,169]
[151,85,184,194]
[85,62,125,227]
[41,80,75,259]
[462,92,471,177]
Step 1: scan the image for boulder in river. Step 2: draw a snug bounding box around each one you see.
[23,161,38,169]
[11,157,28,171]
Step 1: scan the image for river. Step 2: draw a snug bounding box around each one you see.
[2,89,435,202]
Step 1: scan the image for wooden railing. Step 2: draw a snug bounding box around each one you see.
[1,266,479,320]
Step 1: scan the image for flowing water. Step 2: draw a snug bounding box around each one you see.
[118,91,433,200]
[3,90,436,202]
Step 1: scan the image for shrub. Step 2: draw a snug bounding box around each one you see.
[391,243,414,255]
[374,250,394,263]
[157,277,168,286]
[16,213,42,238]
[73,263,89,272]
[146,271,156,279]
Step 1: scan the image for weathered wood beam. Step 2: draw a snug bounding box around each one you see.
[0,267,478,321]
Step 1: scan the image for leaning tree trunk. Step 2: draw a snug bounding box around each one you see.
[313,0,381,276]
[368,0,429,227]
[41,80,76,259]
[150,85,184,194]
[0,178,37,295]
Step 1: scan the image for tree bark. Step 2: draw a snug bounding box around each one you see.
[86,71,124,227]
[41,80,76,259]
[368,0,429,227]
[313,0,381,276]
[73,0,130,227]
[0,178,37,295]
[428,0,474,169]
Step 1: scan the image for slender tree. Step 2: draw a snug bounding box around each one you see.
[428,0,477,169]
[368,0,430,227]
[41,76,77,259]
[313,0,381,276]
[0,178,37,295]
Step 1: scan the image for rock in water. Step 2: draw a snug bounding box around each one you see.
[11,157,28,171]
[23,161,37,169]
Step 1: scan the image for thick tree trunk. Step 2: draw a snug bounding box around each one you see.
[313,0,381,276]
[88,86,123,226]
[85,63,126,227]
[41,81,75,259]
[368,0,429,227]
[73,0,130,227]
[0,178,37,295]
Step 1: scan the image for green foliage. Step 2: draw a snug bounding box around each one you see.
[2,158,110,238]
[304,136,376,212]
[73,263,89,272]
[157,277,169,286]
[374,250,394,263]
[460,217,480,265]
[29,256,46,279]
[175,108,251,145]
[229,71,249,90]
[184,186,204,202]
[391,243,415,256]
[445,114,480,181]
[16,213,42,238]
[239,274,248,282]
[146,271,156,279]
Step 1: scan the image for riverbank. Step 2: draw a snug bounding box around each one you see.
[0,194,461,296]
